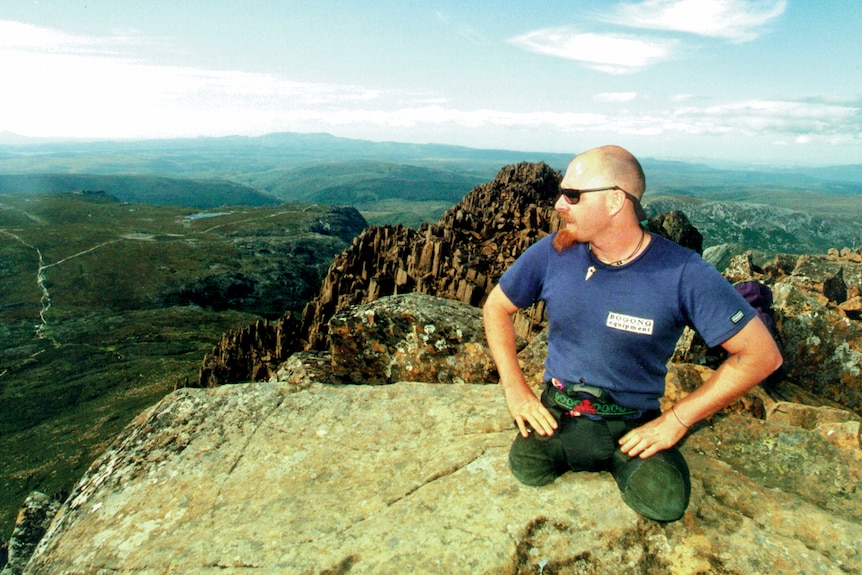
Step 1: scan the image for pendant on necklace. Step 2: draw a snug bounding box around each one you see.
[585,266,596,281]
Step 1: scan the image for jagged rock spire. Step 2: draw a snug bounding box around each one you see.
[197,162,564,385]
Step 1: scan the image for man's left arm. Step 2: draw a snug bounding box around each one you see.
[619,316,783,459]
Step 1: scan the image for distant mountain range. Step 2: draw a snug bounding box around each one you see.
[2,131,861,189]
[1,130,860,243]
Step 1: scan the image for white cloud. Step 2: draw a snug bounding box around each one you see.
[671,93,696,102]
[0,20,385,138]
[288,98,860,151]
[508,1,786,74]
[0,20,858,163]
[509,28,678,73]
[667,99,861,145]
[289,105,607,132]
[596,92,639,103]
[605,0,788,41]
[0,20,89,51]
[0,20,158,56]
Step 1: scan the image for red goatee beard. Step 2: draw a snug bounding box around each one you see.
[553,224,580,254]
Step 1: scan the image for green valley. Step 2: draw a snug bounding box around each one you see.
[0,191,366,533]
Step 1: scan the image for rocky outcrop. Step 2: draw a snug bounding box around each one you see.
[21,292,862,573]
[195,162,561,385]
[197,162,708,386]
[645,210,703,255]
[1,493,59,575]
[198,317,300,388]
[771,280,861,410]
[327,292,497,385]
[298,161,564,350]
[14,280,862,574]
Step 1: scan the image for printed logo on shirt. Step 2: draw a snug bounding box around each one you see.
[730,310,745,324]
[606,312,654,335]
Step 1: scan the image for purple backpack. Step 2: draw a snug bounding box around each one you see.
[734,280,785,383]
[734,280,777,337]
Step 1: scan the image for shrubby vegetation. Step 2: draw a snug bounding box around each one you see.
[0,192,364,533]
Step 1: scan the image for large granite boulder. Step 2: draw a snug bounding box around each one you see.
[328,292,497,385]
[22,380,862,574]
[772,281,862,410]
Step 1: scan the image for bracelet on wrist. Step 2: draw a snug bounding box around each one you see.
[671,405,691,429]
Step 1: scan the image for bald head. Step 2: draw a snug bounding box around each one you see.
[565,145,646,200]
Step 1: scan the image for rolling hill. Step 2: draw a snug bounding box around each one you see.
[0,173,278,209]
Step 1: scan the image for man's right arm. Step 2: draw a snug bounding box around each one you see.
[483,285,557,438]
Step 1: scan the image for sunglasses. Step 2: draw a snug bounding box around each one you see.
[559,185,637,205]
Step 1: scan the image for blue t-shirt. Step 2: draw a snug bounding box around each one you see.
[498,233,756,411]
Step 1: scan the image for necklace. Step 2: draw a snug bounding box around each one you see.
[590,228,646,267]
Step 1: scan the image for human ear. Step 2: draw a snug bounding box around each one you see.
[607,189,625,215]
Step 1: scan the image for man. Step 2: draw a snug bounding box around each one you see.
[483,145,783,521]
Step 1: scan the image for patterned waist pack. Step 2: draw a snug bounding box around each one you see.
[540,379,641,421]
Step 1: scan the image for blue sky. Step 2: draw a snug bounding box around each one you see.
[0,0,859,166]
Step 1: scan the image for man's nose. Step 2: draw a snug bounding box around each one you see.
[554,195,570,212]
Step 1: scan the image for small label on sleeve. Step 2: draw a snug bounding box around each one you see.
[730,310,745,324]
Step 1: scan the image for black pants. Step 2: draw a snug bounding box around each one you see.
[508,412,691,522]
